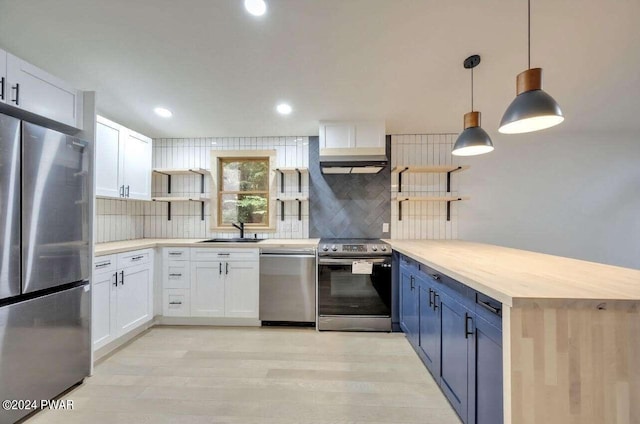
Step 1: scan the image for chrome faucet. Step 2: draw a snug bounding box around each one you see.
[231,222,245,238]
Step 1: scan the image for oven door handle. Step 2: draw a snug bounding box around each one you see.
[318,258,389,265]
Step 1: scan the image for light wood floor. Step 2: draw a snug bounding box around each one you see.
[26,326,460,424]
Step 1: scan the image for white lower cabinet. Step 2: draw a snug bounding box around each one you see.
[92,249,153,351]
[190,261,225,317]
[161,248,259,319]
[225,261,259,318]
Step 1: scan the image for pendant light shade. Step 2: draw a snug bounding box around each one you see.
[499,1,564,134]
[453,112,494,156]
[452,55,494,157]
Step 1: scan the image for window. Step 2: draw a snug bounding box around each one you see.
[211,150,276,230]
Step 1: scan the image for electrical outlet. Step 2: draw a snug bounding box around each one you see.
[382,223,389,233]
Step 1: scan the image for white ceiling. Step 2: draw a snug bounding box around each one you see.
[0,0,638,138]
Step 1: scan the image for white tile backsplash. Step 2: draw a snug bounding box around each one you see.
[95,198,145,243]
[391,134,462,240]
[146,136,310,239]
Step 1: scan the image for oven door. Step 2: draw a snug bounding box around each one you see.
[318,257,392,318]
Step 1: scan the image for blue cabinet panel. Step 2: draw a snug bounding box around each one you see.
[399,263,419,345]
[418,279,441,378]
[472,315,503,424]
[439,290,472,421]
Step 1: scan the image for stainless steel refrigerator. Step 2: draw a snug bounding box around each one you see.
[0,113,92,424]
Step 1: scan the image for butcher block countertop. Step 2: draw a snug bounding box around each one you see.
[95,238,320,256]
[385,240,640,306]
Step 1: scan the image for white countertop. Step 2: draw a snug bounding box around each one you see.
[385,239,640,306]
[95,238,320,256]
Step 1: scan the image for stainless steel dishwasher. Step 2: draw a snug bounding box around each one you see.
[259,247,316,325]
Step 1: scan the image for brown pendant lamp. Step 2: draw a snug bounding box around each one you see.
[499,0,564,134]
[452,55,494,156]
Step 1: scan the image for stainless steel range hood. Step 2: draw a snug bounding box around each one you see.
[319,152,388,174]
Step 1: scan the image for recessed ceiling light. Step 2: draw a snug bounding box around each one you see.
[244,0,267,16]
[276,103,292,115]
[154,107,172,118]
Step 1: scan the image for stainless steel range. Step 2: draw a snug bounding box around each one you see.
[317,239,392,331]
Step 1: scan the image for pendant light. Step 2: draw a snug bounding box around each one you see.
[452,55,494,157]
[499,0,564,134]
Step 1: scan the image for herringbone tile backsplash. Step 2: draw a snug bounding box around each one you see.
[309,136,391,239]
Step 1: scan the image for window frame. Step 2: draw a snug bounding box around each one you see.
[210,150,277,232]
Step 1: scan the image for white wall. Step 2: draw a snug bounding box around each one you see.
[458,131,640,270]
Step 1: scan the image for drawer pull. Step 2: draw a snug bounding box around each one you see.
[465,313,474,338]
[217,253,230,256]
[168,301,182,305]
[478,300,501,315]
[131,255,144,261]
[169,273,182,277]
[431,274,440,281]
[169,252,182,256]
[95,262,111,268]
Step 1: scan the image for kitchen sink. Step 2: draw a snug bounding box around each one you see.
[199,238,264,243]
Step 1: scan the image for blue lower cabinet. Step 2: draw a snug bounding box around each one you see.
[439,290,473,421]
[399,264,419,345]
[418,280,440,378]
[393,252,503,424]
[470,315,503,424]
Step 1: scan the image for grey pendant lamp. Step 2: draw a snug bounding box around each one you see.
[499,0,564,134]
[452,55,494,157]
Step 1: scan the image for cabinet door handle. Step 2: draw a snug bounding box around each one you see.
[465,313,474,339]
[429,288,434,308]
[125,185,130,197]
[112,272,118,287]
[478,300,501,315]
[120,185,125,197]
[0,77,5,101]
[433,293,439,311]
[219,262,222,275]
[410,275,414,290]
[225,262,229,275]
[11,83,19,105]
[120,270,125,285]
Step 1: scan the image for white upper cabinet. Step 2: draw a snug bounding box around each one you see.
[96,115,152,201]
[122,129,152,200]
[5,52,82,128]
[0,50,6,104]
[319,120,386,153]
[95,117,123,198]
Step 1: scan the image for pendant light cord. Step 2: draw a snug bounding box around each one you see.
[528,0,531,69]
[471,67,474,111]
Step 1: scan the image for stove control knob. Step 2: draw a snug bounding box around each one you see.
[322,245,329,252]
[371,245,378,251]
[331,245,337,251]
[381,246,387,251]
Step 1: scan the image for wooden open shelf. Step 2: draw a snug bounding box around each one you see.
[392,196,469,222]
[274,167,308,193]
[151,196,209,221]
[392,165,469,193]
[276,197,308,221]
[153,168,209,194]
